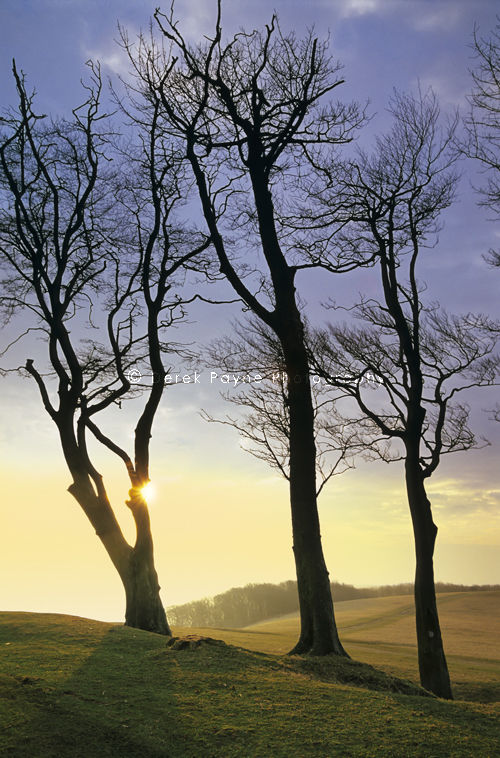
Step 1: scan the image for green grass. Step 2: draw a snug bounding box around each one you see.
[0,593,499,757]
[233,591,500,703]
[190,591,500,705]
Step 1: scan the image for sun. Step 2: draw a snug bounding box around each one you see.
[140,481,156,504]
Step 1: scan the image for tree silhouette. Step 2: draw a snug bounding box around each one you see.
[0,62,209,633]
[311,90,499,697]
[202,319,364,494]
[122,1,366,655]
[463,18,500,264]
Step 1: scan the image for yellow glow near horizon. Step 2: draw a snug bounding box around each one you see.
[141,481,156,504]
[2,457,500,622]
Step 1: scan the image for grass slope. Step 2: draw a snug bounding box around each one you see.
[0,593,498,757]
[218,591,500,703]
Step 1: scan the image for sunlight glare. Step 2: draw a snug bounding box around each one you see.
[141,481,156,504]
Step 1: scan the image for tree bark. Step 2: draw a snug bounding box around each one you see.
[405,454,453,698]
[124,490,171,635]
[282,325,348,657]
[123,546,170,635]
[245,161,347,657]
[67,475,170,636]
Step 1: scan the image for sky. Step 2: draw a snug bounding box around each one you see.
[1,0,499,624]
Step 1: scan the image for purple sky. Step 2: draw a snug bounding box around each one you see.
[1,0,499,620]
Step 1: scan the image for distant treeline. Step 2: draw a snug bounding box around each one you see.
[167,581,500,628]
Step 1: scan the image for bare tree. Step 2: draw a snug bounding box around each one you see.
[0,62,209,633]
[122,2,367,655]
[311,90,499,697]
[463,18,500,264]
[202,319,364,495]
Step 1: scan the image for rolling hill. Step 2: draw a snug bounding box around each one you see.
[0,591,499,757]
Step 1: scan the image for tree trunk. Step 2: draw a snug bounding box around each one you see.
[125,491,171,635]
[290,525,346,656]
[192,142,346,656]
[124,546,170,635]
[283,328,348,657]
[405,455,452,698]
[68,477,170,636]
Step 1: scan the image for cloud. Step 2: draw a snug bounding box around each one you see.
[337,0,386,18]
[410,3,464,32]
[336,0,466,31]
[428,479,500,533]
[81,33,133,78]
[171,0,215,42]
[414,72,467,108]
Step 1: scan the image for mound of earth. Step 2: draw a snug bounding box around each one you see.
[165,634,431,697]
[282,655,433,697]
[166,634,229,651]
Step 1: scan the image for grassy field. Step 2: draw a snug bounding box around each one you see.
[0,592,498,757]
[196,591,500,703]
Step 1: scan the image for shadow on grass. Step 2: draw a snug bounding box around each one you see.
[2,615,500,758]
[0,626,194,758]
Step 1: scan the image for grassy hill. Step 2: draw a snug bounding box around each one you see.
[199,590,500,703]
[0,592,499,757]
